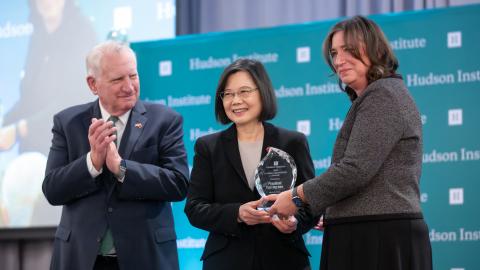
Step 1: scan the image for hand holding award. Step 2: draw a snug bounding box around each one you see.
[255,147,297,210]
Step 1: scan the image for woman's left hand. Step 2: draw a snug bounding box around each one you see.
[271,214,297,234]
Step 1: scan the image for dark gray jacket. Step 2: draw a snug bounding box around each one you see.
[304,77,423,219]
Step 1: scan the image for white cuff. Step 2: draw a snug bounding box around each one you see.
[86,152,102,178]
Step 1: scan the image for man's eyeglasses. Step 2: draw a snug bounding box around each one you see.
[219,88,258,101]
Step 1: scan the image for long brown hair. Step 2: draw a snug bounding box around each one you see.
[323,16,398,100]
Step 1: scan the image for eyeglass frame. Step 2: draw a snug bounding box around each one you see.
[218,87,258,101]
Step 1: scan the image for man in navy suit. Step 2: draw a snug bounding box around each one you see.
[42,41,189,270]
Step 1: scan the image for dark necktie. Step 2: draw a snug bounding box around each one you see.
[99,115,119,255]
[108,115,119,147]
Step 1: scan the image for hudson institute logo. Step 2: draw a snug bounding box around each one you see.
[296,120,311,136]
[449,188,464,205]
[296,47,311,63]
[159,60,172,77]
[447,31,462,48]
[448,109,463,126]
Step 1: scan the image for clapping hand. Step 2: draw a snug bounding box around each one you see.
[88,118,116,170]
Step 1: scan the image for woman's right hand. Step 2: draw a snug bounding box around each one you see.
[238,198,272,225]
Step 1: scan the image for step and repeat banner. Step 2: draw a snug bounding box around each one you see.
[131,5,479,270]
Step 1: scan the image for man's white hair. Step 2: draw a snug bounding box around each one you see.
[86,40,136,77]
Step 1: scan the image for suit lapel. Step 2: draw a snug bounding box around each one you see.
[82,100,102,133]
[261,122,279,159]
[119,101,147,158]
[110,102,146,200]
[221,125,249,188]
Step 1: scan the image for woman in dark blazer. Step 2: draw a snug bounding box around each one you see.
[185,59,315,270]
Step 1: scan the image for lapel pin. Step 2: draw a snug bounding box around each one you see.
[135,122,143,129]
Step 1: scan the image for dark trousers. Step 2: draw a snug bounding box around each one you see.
[93,256,119,270]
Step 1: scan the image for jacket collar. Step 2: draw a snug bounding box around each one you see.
[119,101,147,158]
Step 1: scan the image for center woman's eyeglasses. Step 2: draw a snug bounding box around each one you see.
[219,87,258,101]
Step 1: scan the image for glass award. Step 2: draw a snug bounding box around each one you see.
[255,147,297,210]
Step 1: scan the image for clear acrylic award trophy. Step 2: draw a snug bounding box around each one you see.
[255,147,297,210]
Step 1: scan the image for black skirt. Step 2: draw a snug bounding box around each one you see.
[320,215,432,270]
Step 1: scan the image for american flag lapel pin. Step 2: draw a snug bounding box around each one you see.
[135,122,143,129]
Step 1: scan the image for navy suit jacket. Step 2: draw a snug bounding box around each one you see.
[185,122,316,270]
[43,100,189,270]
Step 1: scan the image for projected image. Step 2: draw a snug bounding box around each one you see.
[0,0,175,228]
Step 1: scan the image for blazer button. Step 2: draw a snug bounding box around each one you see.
[107,207,113,213]
[97,237,101,242]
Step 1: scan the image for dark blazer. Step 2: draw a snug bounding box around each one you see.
[43,100,189,270]
[184,122,315,270]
